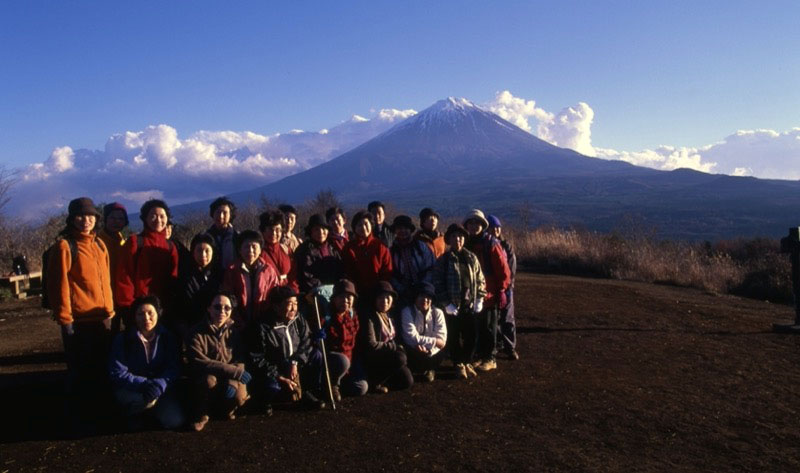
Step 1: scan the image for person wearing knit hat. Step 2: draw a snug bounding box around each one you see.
[463,208,511,372]
[324,279,368,400]
[486,215,519,360]
[433,223,487,379]
[294,214,344,295]
[389,214,436,307]
[46,196,115,414]
[415,208,446,258]
[400,281,447,382]
[360,280,414,393]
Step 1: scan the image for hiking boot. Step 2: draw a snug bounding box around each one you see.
[192,415,209,432]
[302,391,326,410]
[332,385,342,402]
[456,363,468,379]
[475,359,497,372]
[464,363,478,377]
[373,384,389,394]
[423,370,436,382]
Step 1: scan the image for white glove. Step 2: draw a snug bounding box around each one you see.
[445,303,458,316]
[472,298,484,313]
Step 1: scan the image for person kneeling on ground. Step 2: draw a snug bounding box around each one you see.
[359,281,414,393]
[248,286,326,412]
[325,279,369,401]
[186,291,251,432]
[400,282,447,382]
[109,295,184,430]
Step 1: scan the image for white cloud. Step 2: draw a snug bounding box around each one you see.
[10,107,416,219]
[486,91,595,155]
[486,90,800,178]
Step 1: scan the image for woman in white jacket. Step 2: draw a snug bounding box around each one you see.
[400,281,447,382]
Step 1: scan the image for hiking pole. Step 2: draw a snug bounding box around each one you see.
[313,295,337,410]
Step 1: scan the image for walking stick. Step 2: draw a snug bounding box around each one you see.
[313,295,337,410]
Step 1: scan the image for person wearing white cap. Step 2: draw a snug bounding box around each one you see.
[463,209,511,372]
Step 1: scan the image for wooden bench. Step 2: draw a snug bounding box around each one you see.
[0,271,42,299]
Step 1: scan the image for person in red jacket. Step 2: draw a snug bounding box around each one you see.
[342,210,392,310]
[259,210,298,292]
[222,230,280,328]
[115,199,178,327]
[463,209,511,372]
[324,279,368,400]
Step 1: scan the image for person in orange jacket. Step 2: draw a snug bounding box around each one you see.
[46,197,115,409]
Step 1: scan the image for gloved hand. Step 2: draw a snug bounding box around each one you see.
[239,370,252,385]
[312,328,327,341]
[472,298,484,314]
[445,304,458,316]
[224,385,237,399]
[142,381,162,404]
[499,291,508,309]
[62,323,75,337]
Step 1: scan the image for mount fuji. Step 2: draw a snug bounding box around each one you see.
[179,98,800,240]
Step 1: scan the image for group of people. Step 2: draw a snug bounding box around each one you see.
[47,195,518,432]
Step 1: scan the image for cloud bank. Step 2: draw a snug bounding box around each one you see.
[12,109,416,218]
[9,91,799,220]
[486,90,800,178]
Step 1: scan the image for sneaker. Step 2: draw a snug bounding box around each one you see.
[424,370,436,382]
[456,363,468,379]
[192,415,209,432]
[464,363,478,377]
[373,384,389,394]
[476,359,497,372]
[332,385,342,402]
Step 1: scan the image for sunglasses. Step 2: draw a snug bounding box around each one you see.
[213,304,233,312]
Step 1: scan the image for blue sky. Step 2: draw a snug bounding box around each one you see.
[1,1,799,216]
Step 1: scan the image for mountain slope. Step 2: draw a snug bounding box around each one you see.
[175,97,800,240]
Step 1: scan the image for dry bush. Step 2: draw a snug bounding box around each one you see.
[508,225,792,303]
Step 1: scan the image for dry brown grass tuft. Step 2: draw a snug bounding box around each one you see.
[506,226,792,303]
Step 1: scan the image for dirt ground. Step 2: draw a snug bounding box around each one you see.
[1,272,799,472]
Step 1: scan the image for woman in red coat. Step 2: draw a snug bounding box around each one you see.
[342,210,392,306]
[115,199,178,326]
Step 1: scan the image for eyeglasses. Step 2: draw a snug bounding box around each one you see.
[213,304,233,312]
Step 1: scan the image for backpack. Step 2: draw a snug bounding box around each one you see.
[41,235,104,309]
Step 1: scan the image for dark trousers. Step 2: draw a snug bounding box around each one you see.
[446,312,478,365]
[364,347,414,390]
[61,320,112,396]
[496,288,516,352]
[261,349,324,402]
[191,374,248,420]
[405,346,446,374]
[476,305,499,362]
